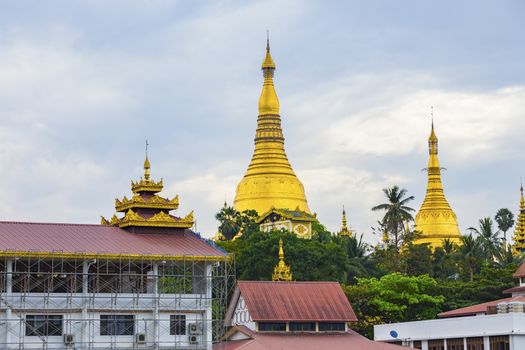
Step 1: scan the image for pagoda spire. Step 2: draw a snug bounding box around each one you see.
[234,36,310,216]
[512,184,525,254]
[414,113,461,247]
[338,206,353,237]
[272,238,292,281]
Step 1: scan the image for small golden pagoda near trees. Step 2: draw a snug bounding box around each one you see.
[272,238,293,281]
[101,153,194,232]
[234,38,311,217]
[414,117,461,247]
[338,206,353,237]
[512,185,525,254]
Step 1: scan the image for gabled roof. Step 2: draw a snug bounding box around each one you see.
[437,296,525,318]
[216,328,404,350]
[256,208,316,224]
[0,221,227,261]
[513,261,525,278]
[225,281,357,324]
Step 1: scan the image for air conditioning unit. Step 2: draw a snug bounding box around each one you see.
[188,322,203,335]
[63,334,75,345]
[189,335,199,344]
[135,333,146,344]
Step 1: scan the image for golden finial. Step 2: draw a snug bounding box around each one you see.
[144,140,151,181]
[520,180,524,208]
[272,238,292,281]
[338,205,352,237]
[428,107,438,155]
[262,31,276,70]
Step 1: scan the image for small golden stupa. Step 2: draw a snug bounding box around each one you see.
[512,185,525,254]
[234,38,310,216]
[414,117,461,247]
[272,238,292,282]
[338,206,353,237]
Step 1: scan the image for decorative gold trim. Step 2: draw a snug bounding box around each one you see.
[115,194,179,212]
[131,178,163,193]
[0,250,230,262]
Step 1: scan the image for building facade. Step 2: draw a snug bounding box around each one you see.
[0,158,232,349]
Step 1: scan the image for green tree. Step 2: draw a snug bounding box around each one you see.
[468,217,501,262]
[495,208,515,247]
[215,206,242,240]
[432,238,459,280]
[371,186,415,249]
[401,243,433,276]
[344,273,444,338]
[336,234,375,283]
[458,234,484,281]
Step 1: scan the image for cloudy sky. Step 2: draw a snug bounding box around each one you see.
[1,1,524,243]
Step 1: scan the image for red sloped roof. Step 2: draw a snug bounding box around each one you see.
[235,281,357,322]
[0,221,227,260]
[215,329,404,350]
[438,296,525,318]
[513,261,525,278]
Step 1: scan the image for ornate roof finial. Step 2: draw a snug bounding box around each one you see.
[144,140,151,181]
[266,29,270,52]
[272,238,292,281]
[338,205,352,237]
[262,32,276,70]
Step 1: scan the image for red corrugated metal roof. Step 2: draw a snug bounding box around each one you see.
[438,296,525,318]
[235,281,357,322]
[503,285,525,295]
[215,328,404,350]
[0,221,226,260]
[514,261,525,278]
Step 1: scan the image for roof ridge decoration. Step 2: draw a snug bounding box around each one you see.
[101,155,194,230]
[338,206,353,237]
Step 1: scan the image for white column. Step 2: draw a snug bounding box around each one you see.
[205,263,213,350]
[152,263,159,349]
[484,336,490,350]
[5,259,12,348]
[81,260,89,347]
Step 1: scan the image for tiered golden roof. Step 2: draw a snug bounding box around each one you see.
[101,156,194,230]
[338,206,353,237]
[512,185,525,254]
[414,119,461,247]
[233,39,310,216]
[272,238,292,281]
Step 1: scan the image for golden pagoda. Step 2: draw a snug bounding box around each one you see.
[101,154,194,233]
[512,185,525,254]
[234,38,310,216]
[272,238,292,281]
[414,118,461,247]
[338,206,353,237]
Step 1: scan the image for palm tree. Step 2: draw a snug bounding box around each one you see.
[459,234,483,281]
[341,234,374,282]
[468,217,501,262]
[372,186,415,249]
[495,208,515,247]
[215,206,242,240]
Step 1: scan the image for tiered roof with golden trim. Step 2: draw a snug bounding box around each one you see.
[512,185,525,254]
[272,238,292,281]
[102,156,194,231]
[414,118,461,247]
[338,206,353,237]
[234,38,310,216]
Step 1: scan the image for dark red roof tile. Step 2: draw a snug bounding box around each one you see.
[234,281,357,322]
[0,221,226,260]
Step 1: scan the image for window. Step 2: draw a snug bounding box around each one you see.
[289,322,315,331]
[318,322,345,331]
[489,336,509,350]
[428,339,445,350]
[170,315,186,335]
[467,337,484,350]
[26,315,63,336]
[447,338,465,350]
[258,322,286,331]
[413,341,422,349]
[100,315,134,336]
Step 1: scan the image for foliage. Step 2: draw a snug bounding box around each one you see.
[495,208,515,244]
[215,206,258,240]
[371,186,415,250]
[468,217,502,262]
[345,273,444,338]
